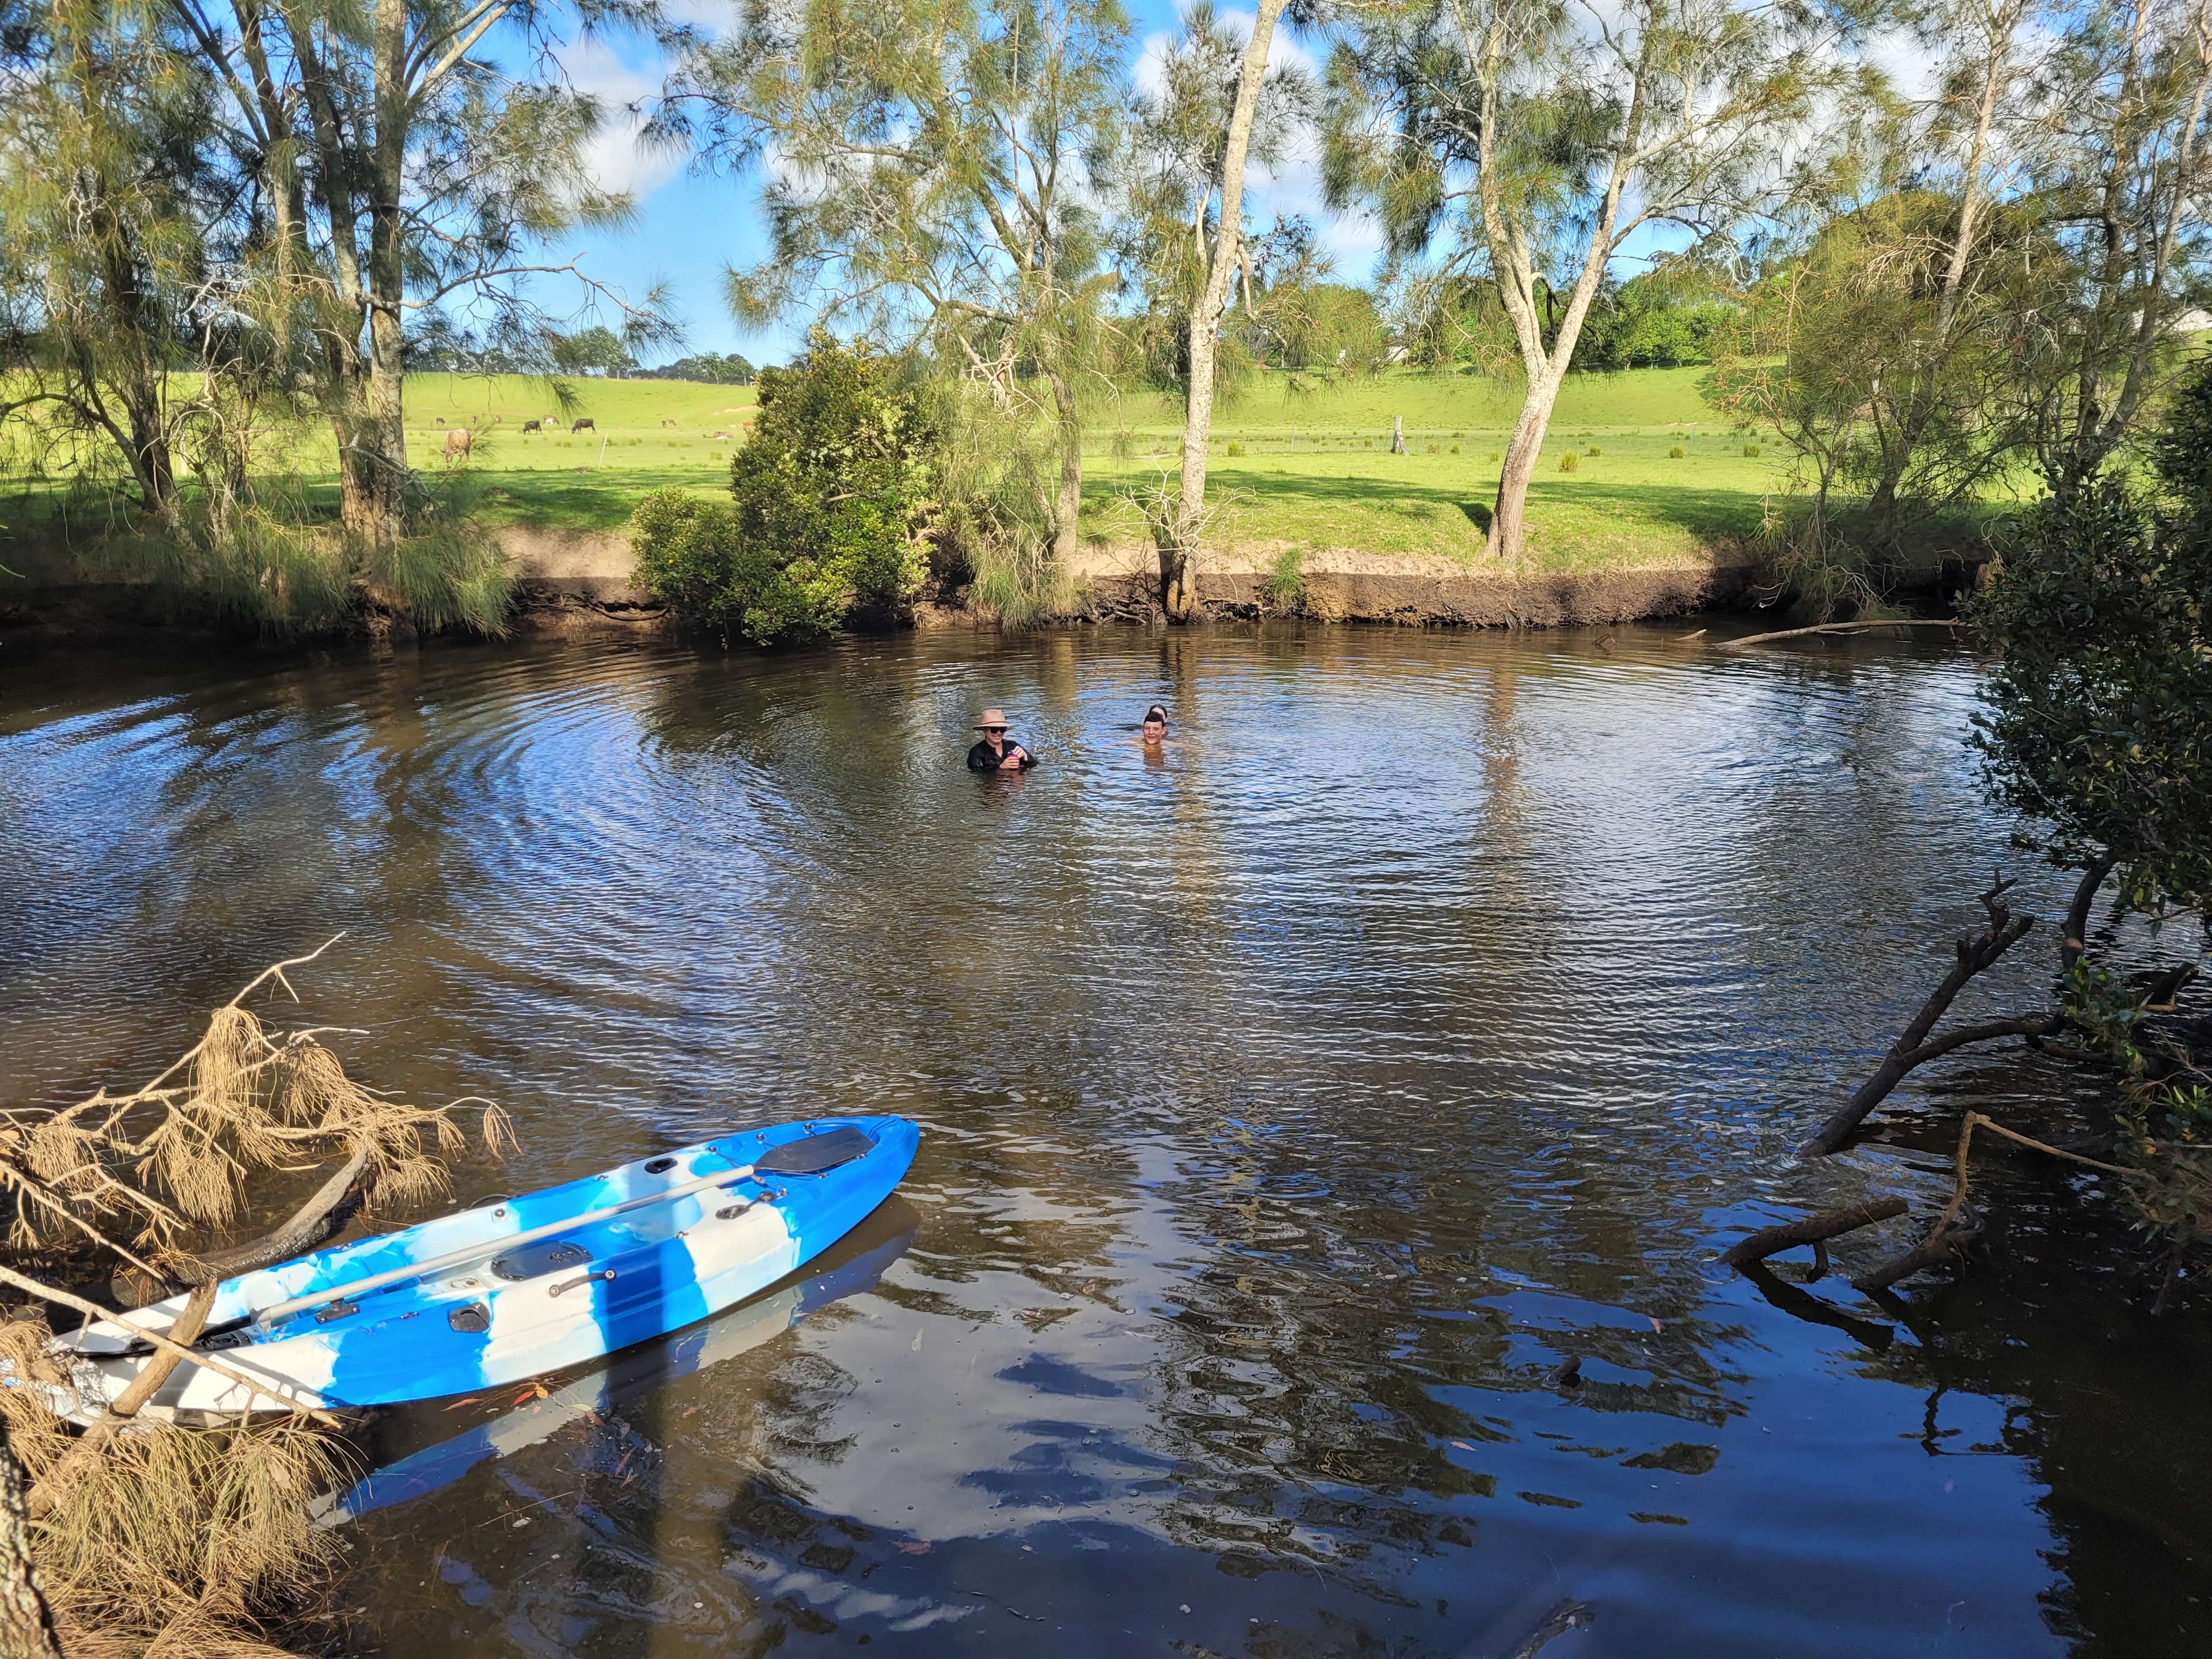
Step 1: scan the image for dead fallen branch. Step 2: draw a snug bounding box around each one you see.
[1853,1111,2139,1291]
[0,1262,340,1427]
[1803,873,2051,1156]
[1720,618,1963,649]
[1719,1196,1909,1268]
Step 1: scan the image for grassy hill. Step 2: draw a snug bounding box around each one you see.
[6,365,1811,575]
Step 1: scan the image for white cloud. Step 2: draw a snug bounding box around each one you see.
[556,37,685,204]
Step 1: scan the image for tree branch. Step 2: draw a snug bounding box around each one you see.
[1719,1196,1910,1268]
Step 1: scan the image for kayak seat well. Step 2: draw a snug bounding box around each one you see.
[491,1238,592,1282]
[753,1126,877,1176]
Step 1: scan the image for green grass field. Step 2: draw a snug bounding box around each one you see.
[5,366,1819,573]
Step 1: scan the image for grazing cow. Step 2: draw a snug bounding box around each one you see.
[662,418,677,427]
[521,419,541,433]
[434,416,446,426]
[571,417,594,434]
[444,427,472,461]
[712,430,732,441]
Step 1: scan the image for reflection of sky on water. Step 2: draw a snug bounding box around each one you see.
[2,627,2203,1656]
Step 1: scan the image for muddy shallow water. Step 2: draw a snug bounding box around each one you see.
[2,624,2207,1658]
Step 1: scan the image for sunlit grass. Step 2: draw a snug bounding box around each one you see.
[3,365,1837,570]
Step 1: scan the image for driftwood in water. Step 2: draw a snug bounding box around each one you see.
[1854,1111,2139,1291]
[1719,1196,1908,1268]
[115,1142,378,1305]
[1720,618,1963,649]
[1802,874,2052,1156]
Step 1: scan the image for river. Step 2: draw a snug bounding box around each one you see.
[2,624,2206,1657]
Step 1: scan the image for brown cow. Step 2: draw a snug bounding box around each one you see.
[662,418,677,427]
[444,427,472,461]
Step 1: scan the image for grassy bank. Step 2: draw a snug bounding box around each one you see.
[6,366,1808,575]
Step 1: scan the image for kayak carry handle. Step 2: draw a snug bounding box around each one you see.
[251,1162,758,1330]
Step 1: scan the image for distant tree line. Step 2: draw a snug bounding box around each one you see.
[634,352,760,384]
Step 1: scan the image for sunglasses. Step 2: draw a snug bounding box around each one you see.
[983,725,1008,734]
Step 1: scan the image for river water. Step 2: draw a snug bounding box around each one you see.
[2,625,2206,1658]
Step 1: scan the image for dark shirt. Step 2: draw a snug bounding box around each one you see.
[967,737,1034,771]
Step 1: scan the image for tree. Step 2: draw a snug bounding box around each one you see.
[2008,0,2212,490]
[1325,0,1836,560]
[553,324,639,376]
[660,0,1128,567]
[1118,0,1307,616]
[1702,192,2043,611]
[0,0,223,518]
[1767,368,2212,1298]
[170,0,673,549]
[631,333,937,642]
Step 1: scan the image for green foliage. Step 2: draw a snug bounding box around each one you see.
[551,328,639,376]
[1668,444,1686,459]
[1586,445,1600,456]
[638,351,758,385]
[1556,452,1580,474]
[631,335,934,643]
[1971,433,2212,921]
[1226,441,1243,457]
[1742,442,1760,457]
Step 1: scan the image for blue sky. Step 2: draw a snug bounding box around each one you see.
[547,2,1375,368]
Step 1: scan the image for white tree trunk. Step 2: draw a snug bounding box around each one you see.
[1165,0,1290,618]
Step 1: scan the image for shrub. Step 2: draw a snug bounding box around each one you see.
[1669,444,1687,459]
[632,332,934,643]
[1743,442,1762,457]
[1557,452,1581,474]
[1449,444,1461,454]
[1586,445,1601,456]
[1226,441,1243,457]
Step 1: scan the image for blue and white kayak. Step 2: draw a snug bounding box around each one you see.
[43,1115,917,1422]
[311,1202,915,1527]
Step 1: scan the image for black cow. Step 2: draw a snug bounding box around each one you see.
[521,419,542,434]
[571,418,594,434]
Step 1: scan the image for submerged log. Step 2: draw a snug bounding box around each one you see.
[1719,1197,1909,1268]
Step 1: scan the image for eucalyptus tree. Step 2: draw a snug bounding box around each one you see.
[1120,0,1312,615]
[659,0,1130,565]
[1324,0,1840,562]
[165,0,674,550]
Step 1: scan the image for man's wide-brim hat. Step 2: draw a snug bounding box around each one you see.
[975,709,1010,729]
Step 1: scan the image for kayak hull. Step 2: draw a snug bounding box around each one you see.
[41,1115,916,1420]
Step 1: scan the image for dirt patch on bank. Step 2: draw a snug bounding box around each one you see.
[499,526,1759,634]
[2,522,1762,642]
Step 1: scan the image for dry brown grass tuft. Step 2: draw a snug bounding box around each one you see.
[1,1307,350,1657]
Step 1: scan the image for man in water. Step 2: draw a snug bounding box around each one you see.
[1140,705,1169,748]
[967,709,1036,772]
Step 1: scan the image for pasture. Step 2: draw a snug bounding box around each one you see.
[5,365,1838,573]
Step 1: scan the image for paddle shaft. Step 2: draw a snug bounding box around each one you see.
[251,1163,759,1329]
